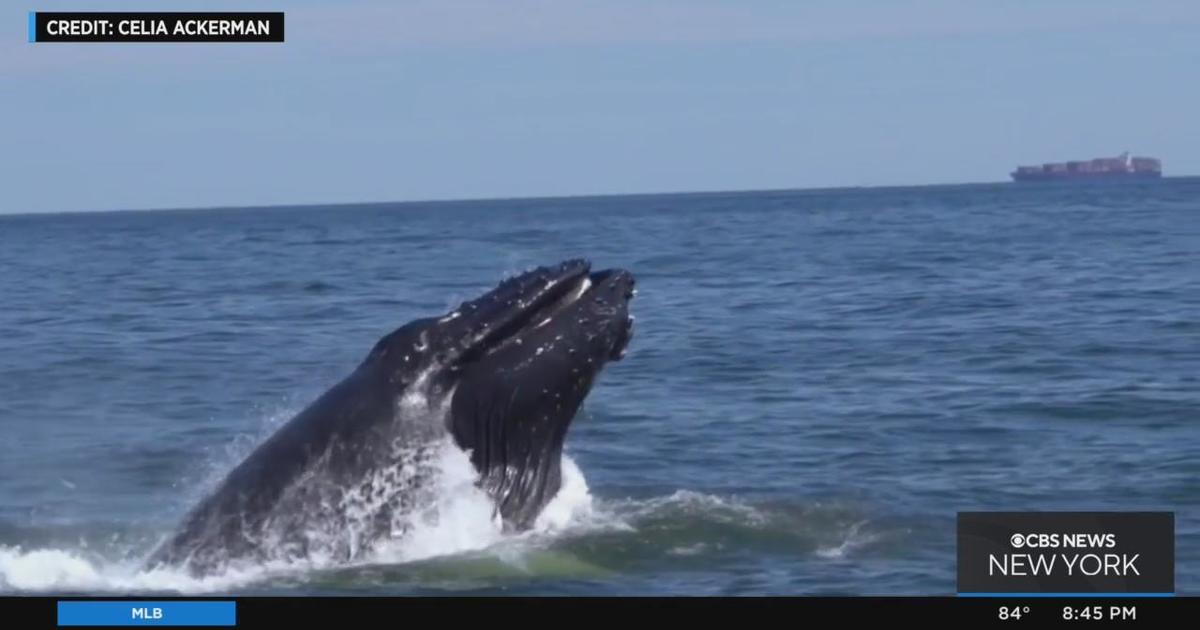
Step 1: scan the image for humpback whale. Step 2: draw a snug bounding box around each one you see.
[145,259,635,576]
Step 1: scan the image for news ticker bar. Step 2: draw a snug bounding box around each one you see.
[5,597,1194,627]
[28,12,284,43]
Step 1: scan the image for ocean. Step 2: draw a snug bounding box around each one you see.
[1,179,1197,595]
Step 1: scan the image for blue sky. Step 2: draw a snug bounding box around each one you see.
[4,0,1199,213]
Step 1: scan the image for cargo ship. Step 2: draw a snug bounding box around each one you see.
[1010,152,1162,182]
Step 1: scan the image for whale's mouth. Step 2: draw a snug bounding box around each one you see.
[589,269,636,361]
[464,266,635,362]
[533,273,593,329]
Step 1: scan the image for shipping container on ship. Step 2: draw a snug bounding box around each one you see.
[1010,152,1162,182]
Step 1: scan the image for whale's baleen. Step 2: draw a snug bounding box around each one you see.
[145,259,636,576]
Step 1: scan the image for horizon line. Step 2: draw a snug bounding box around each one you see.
[5,175,1199,219]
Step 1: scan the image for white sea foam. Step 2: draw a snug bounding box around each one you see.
[0,546,271,593]
[533,456,595,532]
[815,519,878,559]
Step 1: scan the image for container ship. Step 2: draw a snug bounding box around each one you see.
[1010,152,1162,182]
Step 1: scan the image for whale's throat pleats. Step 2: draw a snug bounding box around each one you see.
[447,366,598,530]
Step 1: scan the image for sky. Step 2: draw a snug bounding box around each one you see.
[4,0,1200,214]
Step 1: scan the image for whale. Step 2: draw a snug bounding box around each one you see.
[144,259,635,576]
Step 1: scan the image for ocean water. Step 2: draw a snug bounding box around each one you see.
[0,179,1197,596]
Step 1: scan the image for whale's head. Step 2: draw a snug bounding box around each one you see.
[364,259,635,529]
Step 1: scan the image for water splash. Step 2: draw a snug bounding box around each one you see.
[368,440,505,564]
[0,447,600,594]
[0,435,888,594]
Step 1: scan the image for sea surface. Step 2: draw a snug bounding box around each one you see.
[1,179,1197,595]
